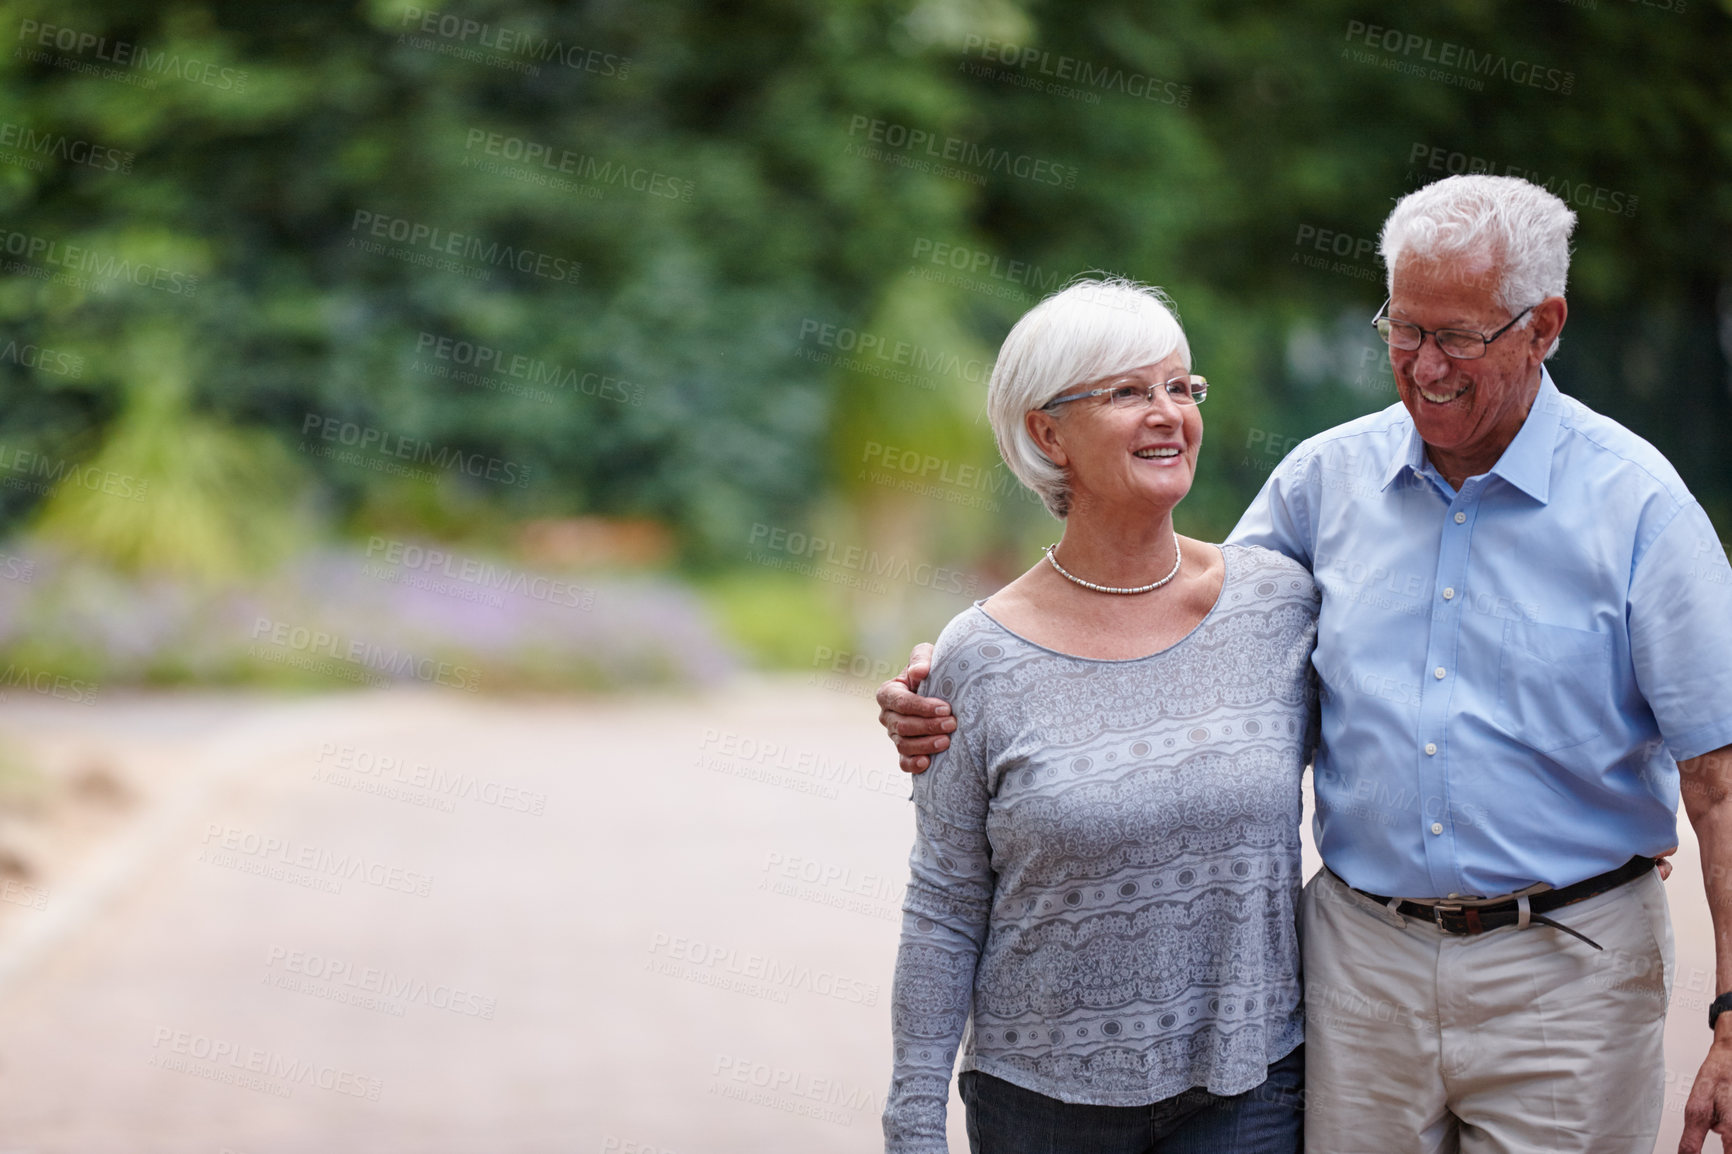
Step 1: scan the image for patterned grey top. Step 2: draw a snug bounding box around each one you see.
[883,544,1319,1152]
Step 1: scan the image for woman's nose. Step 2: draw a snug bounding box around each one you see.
[1140,390,1185,424]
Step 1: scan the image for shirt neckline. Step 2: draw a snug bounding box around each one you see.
[970,542,1236,665]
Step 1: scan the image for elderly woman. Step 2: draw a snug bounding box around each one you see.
[882,278,1317,1154]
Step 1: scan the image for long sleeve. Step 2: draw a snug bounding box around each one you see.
[883,653,995,1153]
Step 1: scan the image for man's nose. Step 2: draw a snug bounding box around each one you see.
[1408,336,1454,384]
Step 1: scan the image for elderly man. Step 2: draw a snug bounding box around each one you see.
[875,174,1732,1154]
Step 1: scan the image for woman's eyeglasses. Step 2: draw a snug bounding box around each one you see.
[1042,374,1208,411]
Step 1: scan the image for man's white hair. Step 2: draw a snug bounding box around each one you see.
[1380,174,1576,358]
[987,277,1190,519]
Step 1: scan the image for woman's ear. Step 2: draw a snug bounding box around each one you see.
[1025,408,1069,468]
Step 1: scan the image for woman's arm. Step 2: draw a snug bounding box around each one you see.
[882,665,995,1153]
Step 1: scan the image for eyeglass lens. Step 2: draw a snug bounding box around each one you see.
[1106,377,1206,405]
[1377,320,1483,358]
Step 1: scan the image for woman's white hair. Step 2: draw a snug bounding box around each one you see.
[1379,174,1576,358]
[987,277,1190,519]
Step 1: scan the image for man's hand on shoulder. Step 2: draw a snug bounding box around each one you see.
[875,643,955,774]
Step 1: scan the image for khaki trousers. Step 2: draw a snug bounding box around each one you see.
[1300,866,1673,1154]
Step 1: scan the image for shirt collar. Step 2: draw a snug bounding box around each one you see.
[1490,369,1561,504]
[1379,368,1561,504]
[1380,418,1429,493]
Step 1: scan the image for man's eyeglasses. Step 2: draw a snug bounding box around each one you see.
[1371,297,1537,360]
[1042,373,1208,411]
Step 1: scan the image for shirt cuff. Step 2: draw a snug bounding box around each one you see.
[1665,719,1732,765]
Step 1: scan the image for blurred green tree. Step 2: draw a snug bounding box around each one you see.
[0,0,1724,581]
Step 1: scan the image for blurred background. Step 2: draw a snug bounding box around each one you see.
[0,0,1726,1150]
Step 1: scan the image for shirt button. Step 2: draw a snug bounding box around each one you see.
[1454,512,1467,524]
[1430,822,1444,835]
[1425,742,1438,756]
[1442,587,1455,600]
[1434,666,1446,679]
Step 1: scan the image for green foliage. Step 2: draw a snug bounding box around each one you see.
[0,0,1725,581]
[699,570,855,669]
[33,325,311,579]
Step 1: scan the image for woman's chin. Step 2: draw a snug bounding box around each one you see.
[1073,482,1192,517]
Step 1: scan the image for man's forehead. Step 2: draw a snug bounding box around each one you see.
[1390,252,1502,314]
[1392,248,1500,285]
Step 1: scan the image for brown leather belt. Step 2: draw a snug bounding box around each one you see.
[1344,855,1658,950]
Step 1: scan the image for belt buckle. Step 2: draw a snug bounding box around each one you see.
[1431,902,1493,935]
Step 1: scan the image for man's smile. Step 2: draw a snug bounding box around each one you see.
[1417,380,1472,405]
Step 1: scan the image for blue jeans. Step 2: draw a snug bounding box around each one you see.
[958,1044,1304,1154]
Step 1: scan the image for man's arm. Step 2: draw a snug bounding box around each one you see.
[1678,743,1732,1154]
[1224,445,1314,566]
[875,643,955,774]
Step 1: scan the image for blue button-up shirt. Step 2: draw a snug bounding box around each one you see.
[1228,370,1732,898]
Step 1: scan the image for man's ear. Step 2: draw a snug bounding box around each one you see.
[1527,295,1567,364]
[1025,408,1069,468]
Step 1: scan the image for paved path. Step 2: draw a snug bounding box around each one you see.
[0,684,1716,1152]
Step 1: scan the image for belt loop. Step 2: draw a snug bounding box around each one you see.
[1516,895,1531,930]
[1385,896,1406,926]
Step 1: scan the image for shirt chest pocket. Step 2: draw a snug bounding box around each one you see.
[1495,619,1612,752]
